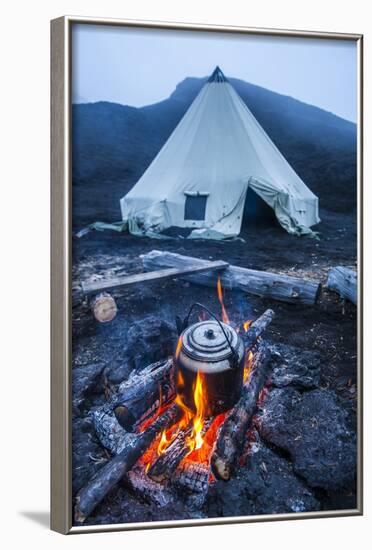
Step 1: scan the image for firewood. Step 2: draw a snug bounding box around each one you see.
[124,465,174,507]
[74,403,183,523]
[91,292,117,323]
[142,250,321,305]
[326,266,357,305]
[172,461,210,494]
[111,358,175,431]
[91,359,174,452]
[90,405,129,455]
[242,309,275,350]
[211,345,272,481]
[148,418,213,483]
[113,358,175,430]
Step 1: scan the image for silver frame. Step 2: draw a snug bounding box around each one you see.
[51,15,363,534]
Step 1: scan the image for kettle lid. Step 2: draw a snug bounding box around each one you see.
[182,320,239,362]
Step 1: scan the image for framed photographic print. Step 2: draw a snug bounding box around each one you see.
[51,16,363,534]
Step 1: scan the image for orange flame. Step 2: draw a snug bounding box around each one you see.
[243,350,254,384]
[157,429,175,455]
[217,276,230,324]
[185,412,226,467]
[140,300,259,473]
[185,371,207,453]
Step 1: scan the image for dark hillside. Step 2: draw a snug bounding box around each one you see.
[72,76,356,226]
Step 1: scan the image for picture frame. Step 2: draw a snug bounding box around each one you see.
[51,15,363,534]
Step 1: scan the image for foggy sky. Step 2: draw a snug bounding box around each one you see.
[72,23,357,122]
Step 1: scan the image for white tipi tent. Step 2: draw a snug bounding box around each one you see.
[120,67,320,239]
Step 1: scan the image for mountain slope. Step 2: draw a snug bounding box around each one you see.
[72,76,357,225]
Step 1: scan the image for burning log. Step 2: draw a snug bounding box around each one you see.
[142,250,321,305]
[173,461,210,495]
[113,358,175,430]
[91,359,175,450]
[148,419,213,483]
[124,465,174,507]
[147,424,193,483]
[242,309,275,350]
[211,345,272,481]
[75,403,183,523]
[326,266,357,305]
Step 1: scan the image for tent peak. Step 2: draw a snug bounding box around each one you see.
[208,66,228,83]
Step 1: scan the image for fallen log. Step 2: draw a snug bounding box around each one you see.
[211,345,272,481]
[142,250,321,305]
[75,403,183,523]
[148,419,213,483]
[326,266,357,305]
[113,358,175,430]
[80,260,229,295]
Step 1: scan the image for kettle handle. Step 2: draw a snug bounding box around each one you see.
[179,302,239,367]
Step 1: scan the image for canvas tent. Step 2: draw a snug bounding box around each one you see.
[120,67,320,239]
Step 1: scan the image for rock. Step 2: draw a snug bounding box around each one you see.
[207,432,320,517]
[256,388,357,492]
[270,344,321,389]
[72,363,105,411]
[125,316,177,371]
[103,361,132,385]
[72,416,109,495]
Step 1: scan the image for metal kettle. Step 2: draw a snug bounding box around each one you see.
[174,303,245,416]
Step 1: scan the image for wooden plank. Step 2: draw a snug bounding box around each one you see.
[142,250,321,306]
[326,266,357,305]
[81,260,229,295]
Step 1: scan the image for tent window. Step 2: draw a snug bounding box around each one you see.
[184,195,208,220]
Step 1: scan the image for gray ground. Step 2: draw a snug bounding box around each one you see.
[71,206,358,526]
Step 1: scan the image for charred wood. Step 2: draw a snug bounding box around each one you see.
[124,465,174,507]
[147,423,192,483]
[173,461,210,495]
[90,405,129,455]
[211,346,273,481]
[113,358,175,430]
[148,418,213,483]
[142,250,321,305]
[242,309,275,351]
[74,403,183,523]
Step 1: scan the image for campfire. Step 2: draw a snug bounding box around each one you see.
[75,279,275,523]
